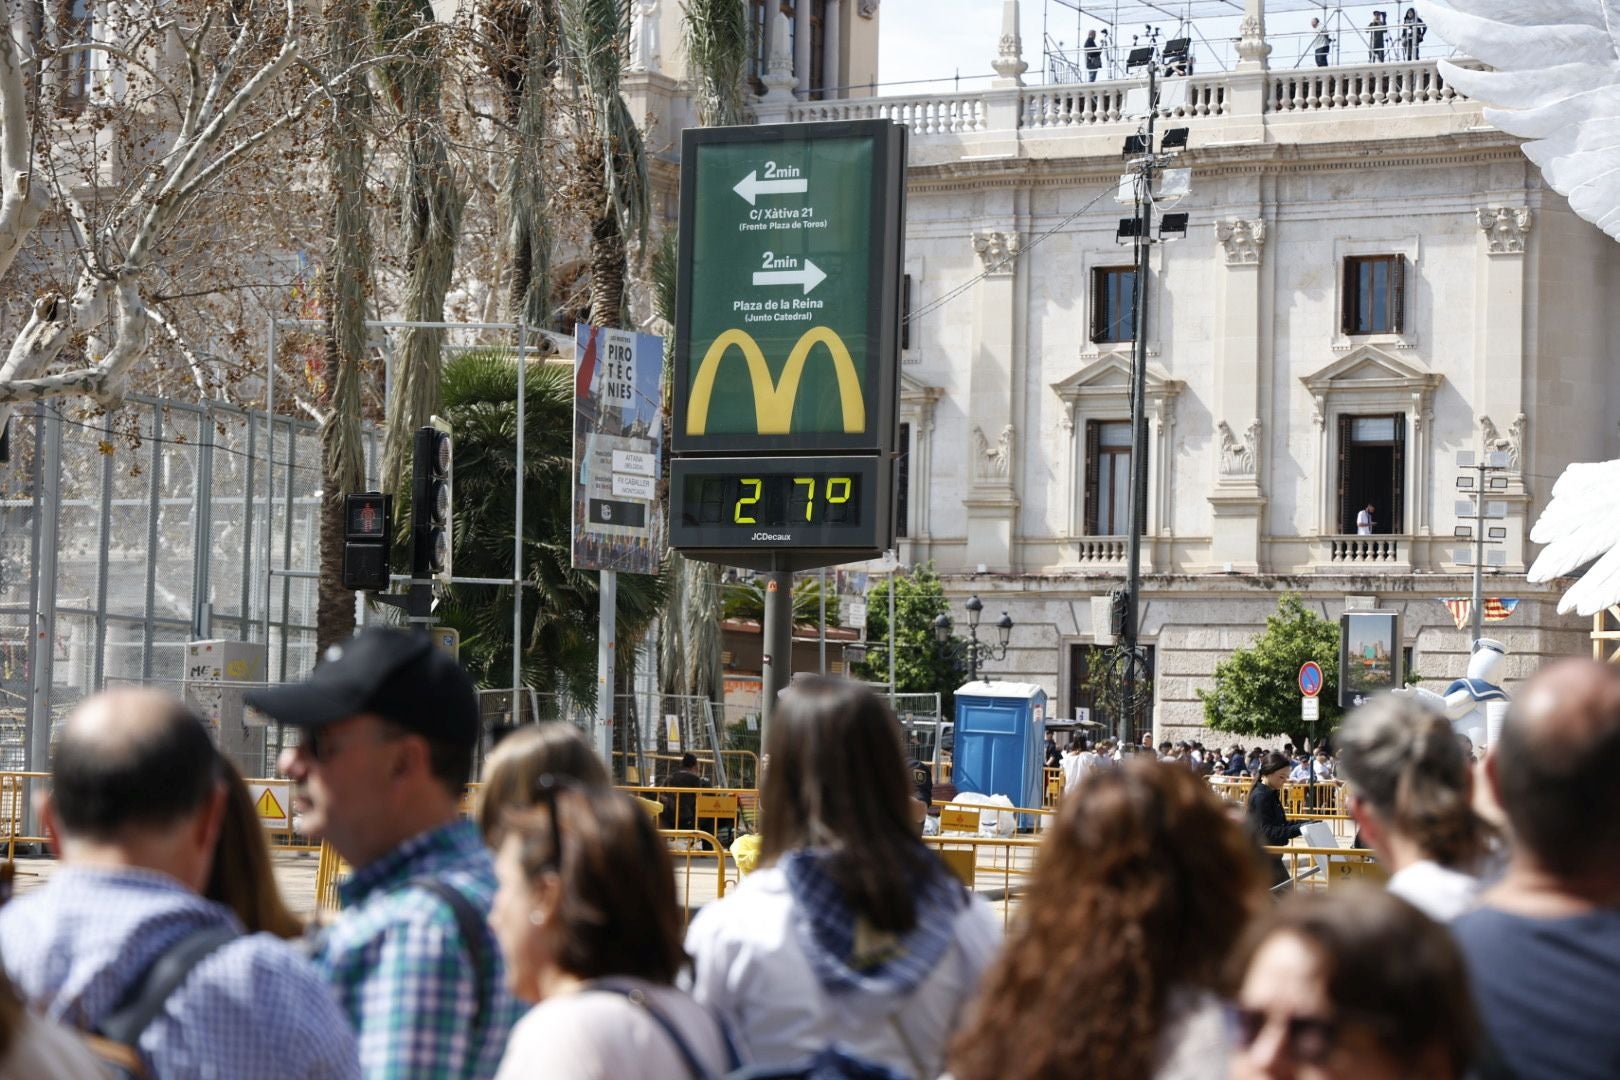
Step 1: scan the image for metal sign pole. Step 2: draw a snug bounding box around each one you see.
[597,569,616,768]
[761,565,793,749]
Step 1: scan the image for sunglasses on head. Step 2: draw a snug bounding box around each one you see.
[529,773,578,872]
[1229,1006,1339,1065]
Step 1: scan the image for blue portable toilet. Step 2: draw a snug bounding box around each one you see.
[952,681,1048,812]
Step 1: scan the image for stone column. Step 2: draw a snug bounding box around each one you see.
[963,229,1022,571]
[753,7,798,123]
[979,0,1027,158]
[1225,0,1270,143]
[823,0,841,100]
[795,0,812,98]
[1474,206,1534,569]
[1208,218,1268,572]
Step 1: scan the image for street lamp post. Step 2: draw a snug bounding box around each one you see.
[934,595,1014,682]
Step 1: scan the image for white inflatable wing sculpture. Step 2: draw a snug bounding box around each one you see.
[1527,459,1620,615]
[1424,0,1620,241]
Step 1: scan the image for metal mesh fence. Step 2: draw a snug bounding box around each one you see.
[0,397,375,777]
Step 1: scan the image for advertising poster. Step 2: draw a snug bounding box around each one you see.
[571,324,663,575]
[1338,611,1403,707]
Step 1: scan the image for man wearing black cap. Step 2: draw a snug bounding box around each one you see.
[249,628,523,1079]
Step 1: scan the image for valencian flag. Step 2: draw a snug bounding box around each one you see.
[1441,597,1520,631]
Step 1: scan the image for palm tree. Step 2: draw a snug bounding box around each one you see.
[682,0,752,126]
[373,0,467,494]
[721,577,843,627]
[436,349,664,707]
[559,0,648,327]
[480,0,558,327]
[315,0,374,651]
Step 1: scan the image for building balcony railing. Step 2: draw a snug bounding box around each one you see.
[1320,534,1408,568]
[770,58,1483,154]
[1074,537,1129,564]
[1266,60,1471,114]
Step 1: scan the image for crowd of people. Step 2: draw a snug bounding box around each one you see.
[1,625,1617,1079]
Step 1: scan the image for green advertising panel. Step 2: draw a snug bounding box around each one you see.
[673,120,906,456]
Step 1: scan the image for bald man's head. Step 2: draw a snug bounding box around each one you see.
[1496,659,1620,877]
[52,689,222,841]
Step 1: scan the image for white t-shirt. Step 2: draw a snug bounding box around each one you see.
[684,866,1001,1079]
[1356,509,1373,535]
[494,980,731,1080]
[1386,859,1483,923]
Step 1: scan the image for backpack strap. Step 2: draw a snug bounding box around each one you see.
[588,979,713,1080]
[90,922,239,1070]
[411,877,492,1035]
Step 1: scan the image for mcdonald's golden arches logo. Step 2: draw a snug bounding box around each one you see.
[686,327,865,436]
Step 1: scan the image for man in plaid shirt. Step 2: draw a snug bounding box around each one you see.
[0,689,358,1078]
[250,630,524,1079]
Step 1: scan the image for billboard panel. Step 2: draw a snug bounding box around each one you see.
[571,324,663,574]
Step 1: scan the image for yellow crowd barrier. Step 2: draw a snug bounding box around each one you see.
[923,834,1043,929]
[0,772,51,858]
[661,829,729,925]
[618,785,760,836]
[1264,844,1386,891]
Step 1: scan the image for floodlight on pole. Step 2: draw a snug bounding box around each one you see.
[1159,127,1190,151]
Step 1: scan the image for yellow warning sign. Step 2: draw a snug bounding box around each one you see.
[255,787,285,821]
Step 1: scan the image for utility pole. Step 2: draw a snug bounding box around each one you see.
[1121,61,1157,750]
[1454,451,1510,644]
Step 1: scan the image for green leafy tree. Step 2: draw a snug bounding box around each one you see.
[435,350,663,705]
[1199,593,1342,744]
[852,564,966,710]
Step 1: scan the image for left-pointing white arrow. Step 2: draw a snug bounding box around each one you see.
[734,170,810,205]
[751,259,828,294]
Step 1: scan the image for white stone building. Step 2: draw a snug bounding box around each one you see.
[753,1,1617,739]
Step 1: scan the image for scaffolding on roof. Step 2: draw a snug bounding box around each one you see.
[1040,0,1452,82]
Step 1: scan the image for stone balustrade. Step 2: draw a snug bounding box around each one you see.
[1266,59,1476,113]
[1073,537,1128,564]
[771,58,1476,147]
[1326,535,1404,565]
[1022,74,1230,130]
[788,93,987,134]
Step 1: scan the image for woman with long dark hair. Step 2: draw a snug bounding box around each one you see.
[949,761,1264,1080]
[685,677,998,1079]
[206,754,303,938]
[1336,695,1492,921]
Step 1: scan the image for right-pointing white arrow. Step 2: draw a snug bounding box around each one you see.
[752,259,828,294]
[734,170,810,205]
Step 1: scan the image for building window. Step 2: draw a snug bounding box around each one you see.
[747,1,769,89]
[1069,642,1155,740]
[1341,255,1406,335]
[1084,420,1138,535]
[900,273,912,352]
[1336,414,1405,534]
[896,422,910,538]
[1090,267,1136,343]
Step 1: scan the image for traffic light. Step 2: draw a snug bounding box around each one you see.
[342,492,392,591]
[411,420,453,584]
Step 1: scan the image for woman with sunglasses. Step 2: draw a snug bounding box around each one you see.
[1335,694,1492,922]
[685,677,998,1079]
[1228,887,1476,1079]
[489,781,733,1079]
[950,761,1264,1080]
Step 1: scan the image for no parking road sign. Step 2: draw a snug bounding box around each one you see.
[1298,661,1324,698]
